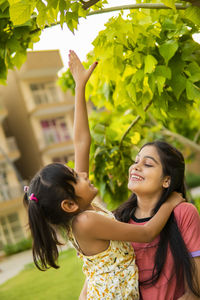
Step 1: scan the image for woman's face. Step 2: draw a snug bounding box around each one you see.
[128,145,169,196]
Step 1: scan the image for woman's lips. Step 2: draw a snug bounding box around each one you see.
[129,173,144,181]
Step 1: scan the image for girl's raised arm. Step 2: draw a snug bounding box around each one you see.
[68,51,97,174]
[74,192,184,243]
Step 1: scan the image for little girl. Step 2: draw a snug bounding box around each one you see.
[24,51,183,300]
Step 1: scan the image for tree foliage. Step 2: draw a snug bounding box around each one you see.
[1,0,200,207]
[1,0,200,84]
[0,0,107,84]
[59,5,200,208]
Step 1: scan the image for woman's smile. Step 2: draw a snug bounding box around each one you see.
[129,172,145,182]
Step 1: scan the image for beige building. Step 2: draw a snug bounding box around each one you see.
[0,50,74,180]
[0,50,75,252]
[0,98,27,252]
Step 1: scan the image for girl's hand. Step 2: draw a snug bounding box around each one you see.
[166,191,185,208]
[68,50,97,87]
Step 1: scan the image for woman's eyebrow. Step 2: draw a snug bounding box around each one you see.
[144,156,159,164]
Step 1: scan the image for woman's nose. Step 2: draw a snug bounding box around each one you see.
[80,172,88,179]
[131,163,141,172]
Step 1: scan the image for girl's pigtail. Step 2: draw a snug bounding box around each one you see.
[28,200,63,271]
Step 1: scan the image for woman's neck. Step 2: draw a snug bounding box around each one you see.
[134,192,162,219]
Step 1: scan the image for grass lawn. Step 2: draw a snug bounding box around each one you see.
[0,248,85,300]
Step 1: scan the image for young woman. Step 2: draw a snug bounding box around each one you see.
[113,130,200,300]
[23,51,184,300]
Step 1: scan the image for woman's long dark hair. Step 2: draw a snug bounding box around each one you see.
[114,141,200,296]
[23,163,78,271]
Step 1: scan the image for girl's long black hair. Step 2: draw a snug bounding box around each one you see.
[23,163,78,271]
[114,141,200,297]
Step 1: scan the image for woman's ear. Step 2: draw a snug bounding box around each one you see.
[61,199,79,213]
[162,176,171,188]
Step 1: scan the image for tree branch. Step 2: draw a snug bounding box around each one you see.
[30,2,192,34]
[120,100,153,148]
[194,129,200,143]
[148,113,200,153]
[81,0,101,10]
[162,129,200,153]
[88,3,189,16]
[181,0,200,7]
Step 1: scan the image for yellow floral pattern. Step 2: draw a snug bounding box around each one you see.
[68,203,139,300]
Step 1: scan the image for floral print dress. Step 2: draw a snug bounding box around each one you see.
[68,203,139,300]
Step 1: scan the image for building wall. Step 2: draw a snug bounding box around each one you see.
[0,50,75,180]
[0,50,75,253]
[0,102,27,252]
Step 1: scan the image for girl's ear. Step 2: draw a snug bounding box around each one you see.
[162,176,171,188]
[61,199,79,213]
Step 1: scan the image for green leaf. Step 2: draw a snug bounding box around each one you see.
[36,0,47,28]
[94,124,106,134]
[163,0,176,9]
[186,80,200,101]
[47,0,58,10]
[9,0,36,25]
[156,76,166,95]
[154,65,171,79]
[144,55,157,74]
[126,83,136,101]
[185,6,200,26]
[171,74,187,100]
[189,73,200,83]
[159,40,179,64]
[0,57,7,80]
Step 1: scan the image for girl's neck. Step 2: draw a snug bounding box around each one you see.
[134,192,162,219]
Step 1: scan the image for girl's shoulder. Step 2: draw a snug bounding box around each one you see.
[72,209,108,232]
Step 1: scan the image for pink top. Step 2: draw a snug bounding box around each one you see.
[130,203,200,300]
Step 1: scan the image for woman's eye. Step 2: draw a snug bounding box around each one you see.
[133,160,139,164]
[144,164,153,167]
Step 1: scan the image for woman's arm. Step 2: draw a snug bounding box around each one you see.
[68,50,97,174]
[74,192,184,243]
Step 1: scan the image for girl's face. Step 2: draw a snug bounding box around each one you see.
[71,170,98,210]
[128,145,169,196]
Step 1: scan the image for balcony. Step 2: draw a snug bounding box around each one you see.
[0,182,26,203]
[0,137,20,162]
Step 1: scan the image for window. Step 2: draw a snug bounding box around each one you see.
[30,82,60,105]
[0,213,24,250]
[0,167,10,202]
[40,117,71,146]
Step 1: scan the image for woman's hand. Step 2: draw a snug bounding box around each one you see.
[68,50,97,88]
[166,191,185,209]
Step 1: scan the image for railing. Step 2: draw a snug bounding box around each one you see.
[32,89,62,105]
[0,181,27,203]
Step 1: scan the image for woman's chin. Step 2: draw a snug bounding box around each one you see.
[128,182,141,193]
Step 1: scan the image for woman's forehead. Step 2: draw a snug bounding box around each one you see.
[137,145,160,160]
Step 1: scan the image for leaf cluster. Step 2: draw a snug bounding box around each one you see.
[59,7,200,207]
[0,0,106,83]
[0,0,40,84]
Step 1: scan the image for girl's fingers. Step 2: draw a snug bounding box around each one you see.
[88,62,98,75]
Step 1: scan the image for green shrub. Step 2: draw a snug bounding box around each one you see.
[194,197,200,214]
[186,173,200,189]
[3,238,32,256]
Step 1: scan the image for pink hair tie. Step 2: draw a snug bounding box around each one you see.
[29,193,38,203]
[24,186,29,192]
